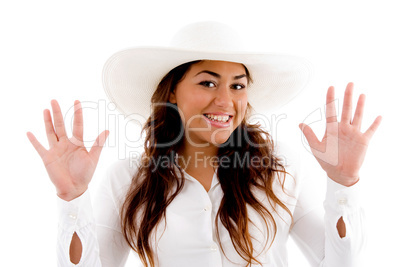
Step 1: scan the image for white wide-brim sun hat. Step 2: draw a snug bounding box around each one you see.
[102,21,313,123]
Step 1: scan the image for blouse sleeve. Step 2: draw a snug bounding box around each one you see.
[56,189,102,266]
[289,164,366,267]
[56,158,139,267]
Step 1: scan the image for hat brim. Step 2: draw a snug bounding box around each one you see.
[102,46,313,122]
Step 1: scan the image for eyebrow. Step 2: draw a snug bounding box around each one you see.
[195,70,247,80]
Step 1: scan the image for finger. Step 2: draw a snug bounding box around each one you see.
[326,86,337,123]
[50,99,68,139]
[340,82,354,124]
[26,131,47,159]
[363,115,382,140]
[72,100,84,142]
[351,94,366,131]
[299,123,320,149]
[89,130,110,161]
[44,109,58,147]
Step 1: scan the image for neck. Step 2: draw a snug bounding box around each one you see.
[176,142,219,172]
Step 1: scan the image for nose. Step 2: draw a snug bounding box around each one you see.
[214,85,234,108]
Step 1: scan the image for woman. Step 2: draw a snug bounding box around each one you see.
[27,22,381,266]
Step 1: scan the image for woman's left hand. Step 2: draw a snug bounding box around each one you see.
[299,82,382,187]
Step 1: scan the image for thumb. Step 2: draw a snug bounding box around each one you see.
[89,130,110,161]
[299,123,319,148]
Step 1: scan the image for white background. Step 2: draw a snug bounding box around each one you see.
[1,0,401,266]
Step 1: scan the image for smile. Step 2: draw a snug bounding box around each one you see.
[203,114,233,128]
[203,114,231,122]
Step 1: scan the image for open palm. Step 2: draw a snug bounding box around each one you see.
[27,100,109,201]
[299,82,382,186]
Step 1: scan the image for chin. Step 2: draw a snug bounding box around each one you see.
[209,131,233,145]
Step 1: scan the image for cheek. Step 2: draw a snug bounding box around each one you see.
[237,94,248,116]
[178,91,210,119]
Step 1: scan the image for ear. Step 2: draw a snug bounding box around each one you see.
[169,90,177,104]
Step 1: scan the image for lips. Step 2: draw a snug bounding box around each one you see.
[202,114,233,128]
[203,113,232,123]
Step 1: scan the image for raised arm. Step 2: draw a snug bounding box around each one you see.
[27,99,109,264]
[294,82,382,266]
[299,82,381,235]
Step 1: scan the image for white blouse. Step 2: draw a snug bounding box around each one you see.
[56,142,365,266]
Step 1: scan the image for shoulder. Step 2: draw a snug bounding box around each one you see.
[273,139,301,174]
[98,152,143,204]
[271,139,304,197]
[105,153,142,182]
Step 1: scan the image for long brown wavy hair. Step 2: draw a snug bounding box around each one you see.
[120,60,294,266]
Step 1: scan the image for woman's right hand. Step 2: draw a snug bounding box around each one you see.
[27,100,109,201]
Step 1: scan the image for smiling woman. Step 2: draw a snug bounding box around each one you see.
[118,57,295,266]
[169,60,249,146]
[26,21,381,267]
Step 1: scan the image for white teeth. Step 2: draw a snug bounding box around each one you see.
[205,114,230,123]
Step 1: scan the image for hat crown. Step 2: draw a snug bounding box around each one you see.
[103,21,312,124]
[169,21,245,52]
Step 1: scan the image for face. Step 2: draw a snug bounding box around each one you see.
[169,60,249,147]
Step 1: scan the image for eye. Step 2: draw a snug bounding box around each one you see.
[231,83,246,90]
[199,81,216,88]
